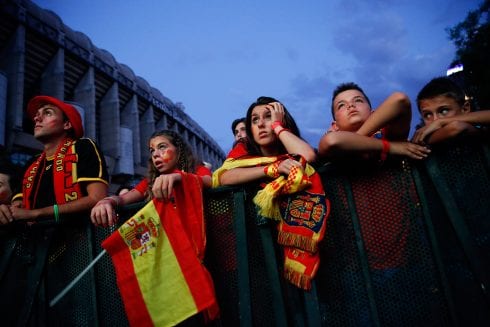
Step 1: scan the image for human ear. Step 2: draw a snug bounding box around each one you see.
[330,121,339,132]
[63,120,73,131]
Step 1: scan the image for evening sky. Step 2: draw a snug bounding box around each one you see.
[35,0,481,154]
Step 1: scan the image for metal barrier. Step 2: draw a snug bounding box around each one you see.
[0,137,489,326]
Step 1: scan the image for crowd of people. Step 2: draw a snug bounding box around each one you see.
[0,75,489,325]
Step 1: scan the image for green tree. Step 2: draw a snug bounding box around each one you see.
[448,0,490,109]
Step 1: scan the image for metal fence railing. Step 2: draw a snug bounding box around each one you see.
[1,137,489,326]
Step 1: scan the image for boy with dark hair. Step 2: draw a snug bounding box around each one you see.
[318,82,430,161]
[412,76,490,144]
[318,82,432,325]
[231,117,247,142]
[329,82,372,120]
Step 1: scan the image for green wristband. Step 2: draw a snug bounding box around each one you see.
[53,204,60,223]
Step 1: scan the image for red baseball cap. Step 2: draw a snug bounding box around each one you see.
[27,96,84,138]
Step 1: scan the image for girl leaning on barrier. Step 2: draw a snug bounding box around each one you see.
[90,129,211,227]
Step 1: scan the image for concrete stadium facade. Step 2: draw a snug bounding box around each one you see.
[0,0,225,186]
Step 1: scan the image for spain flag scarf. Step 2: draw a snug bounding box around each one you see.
[213,151,330,290]
[102,173,219,326]
[22,138,82,208]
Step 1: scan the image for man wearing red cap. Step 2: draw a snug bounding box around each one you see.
[0,95,108,223]
[0,95,109,326]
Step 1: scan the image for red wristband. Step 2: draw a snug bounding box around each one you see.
[271,121,283,130]
[276,128,290,137]
[380,139,390,161]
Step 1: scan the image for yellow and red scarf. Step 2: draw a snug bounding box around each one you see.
[213,151,330,290]
[22,138,82,209]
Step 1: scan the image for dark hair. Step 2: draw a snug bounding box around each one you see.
[231,117,246,135]
[0,160,21,198]
[62,113,77,139]
[147,130,197,199]
[416,77,466,111]
[245,96,301,156]
[331,82,372,118]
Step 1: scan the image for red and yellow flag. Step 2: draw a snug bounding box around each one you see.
[102,173,219,327]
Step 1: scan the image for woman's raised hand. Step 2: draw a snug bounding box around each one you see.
[268,102,285,123]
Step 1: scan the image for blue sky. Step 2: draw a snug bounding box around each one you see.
[35,0,482,153]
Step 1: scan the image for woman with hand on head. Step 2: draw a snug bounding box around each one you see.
[216,96,316,186]
[90,129,211,227]
[213,96,329,291]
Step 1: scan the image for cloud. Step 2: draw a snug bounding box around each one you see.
[282,8,409,146]
[279,74,334,146]
[333,11,407,67]
[33,0,481,156]
[281,0,464,146]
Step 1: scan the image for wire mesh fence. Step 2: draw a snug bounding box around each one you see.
[0,137,489,326]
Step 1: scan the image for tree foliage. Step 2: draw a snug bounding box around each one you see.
[448,0,490,108]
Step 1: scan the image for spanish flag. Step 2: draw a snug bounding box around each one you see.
[102,173,219,327]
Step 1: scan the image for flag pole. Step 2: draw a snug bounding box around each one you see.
[49,249,107,307]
